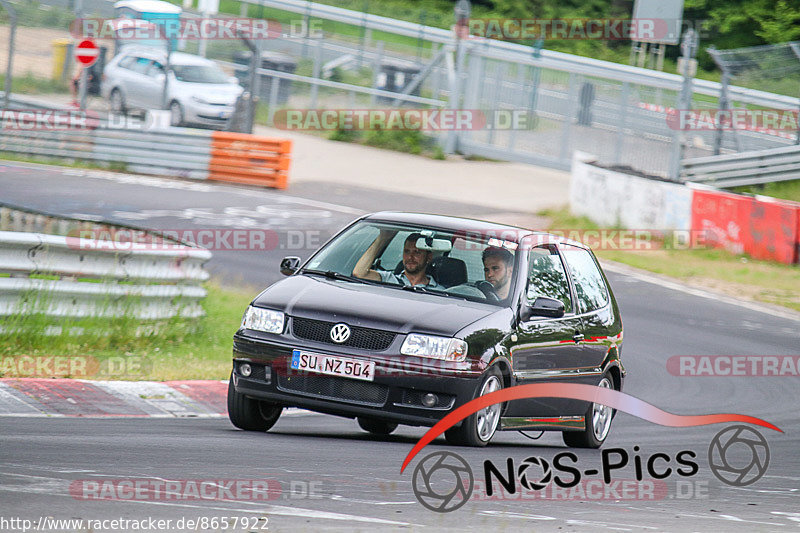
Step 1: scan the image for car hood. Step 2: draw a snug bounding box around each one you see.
[252,274,500,337]
[178,83,242,103]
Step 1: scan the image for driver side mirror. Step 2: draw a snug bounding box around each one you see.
[520,296,565,320]
[280,256,301,276]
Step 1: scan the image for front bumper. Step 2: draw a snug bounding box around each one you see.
[231,331,483,427]
[183,100,235,127]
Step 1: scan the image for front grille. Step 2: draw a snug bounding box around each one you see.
[291,317,395,351]
[277,374,388,406]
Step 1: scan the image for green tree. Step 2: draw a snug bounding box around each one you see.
[685,0,800,48]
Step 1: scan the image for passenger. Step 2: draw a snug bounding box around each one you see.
[353,230,440,287]
[482,246,514,299]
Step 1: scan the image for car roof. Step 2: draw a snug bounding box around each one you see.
[117,48,216,66]
[114,0,182,14]
[362,211,587,249]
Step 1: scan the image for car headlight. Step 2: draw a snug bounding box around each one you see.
[241,306,285,334]
[400,334,468,362]
[191,95,209,104]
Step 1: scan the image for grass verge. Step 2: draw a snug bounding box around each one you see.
[730,179,800,204]
[0,282,257,381]
[0,152,128,173]
[542,207,800,312]
[0,73,69,94]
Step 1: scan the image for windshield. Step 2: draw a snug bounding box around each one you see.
[302,221,520,306]
[171,64,229,83]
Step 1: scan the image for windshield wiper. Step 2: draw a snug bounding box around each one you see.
[302,269,373,284]
[401,284,434,293]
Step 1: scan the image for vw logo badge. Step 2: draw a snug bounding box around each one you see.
[330,323,351,343]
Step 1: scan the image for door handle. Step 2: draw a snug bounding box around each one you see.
[573,333,584,343]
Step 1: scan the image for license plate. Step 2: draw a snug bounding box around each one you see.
[291,350,374,382]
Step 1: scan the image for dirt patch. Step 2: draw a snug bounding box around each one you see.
[0,25,71,78]
[0,25,116,79]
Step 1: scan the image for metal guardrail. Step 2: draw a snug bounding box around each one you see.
[0,205,212,320]
[0,127,213,180]
[681,144,800,187]
[0,120,293,187]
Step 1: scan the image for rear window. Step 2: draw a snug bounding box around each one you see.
[561,245,609,313]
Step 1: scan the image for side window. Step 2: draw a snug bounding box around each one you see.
[146,61,164,77]
[562,245,609,313]
[118,55,136,69]
[527,246,572,313]
[129,57,152,74]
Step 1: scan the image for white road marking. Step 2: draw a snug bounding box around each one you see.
[566,519,660,531]
[478,510,556,520]
[329,494,415,505]
[679,512,789,526]
[4,160,364,215]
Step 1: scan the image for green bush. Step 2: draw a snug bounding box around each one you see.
[364,127,435,155]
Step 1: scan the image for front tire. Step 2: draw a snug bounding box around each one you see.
[562,375,615,448]
[357,417,398,435]
[227,375,282,431]
[445,367,503,447]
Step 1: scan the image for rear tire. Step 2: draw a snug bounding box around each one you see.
[562,375,615,448]
[169,100,184,126]
[227,374,282,431]
[444,367,503,447]
[357,417,398,435]
[109,88,126,115]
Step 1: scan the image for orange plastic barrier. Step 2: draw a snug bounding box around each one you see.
[208,132,292,189]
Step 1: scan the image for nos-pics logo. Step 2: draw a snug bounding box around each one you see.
[411,425,770,513]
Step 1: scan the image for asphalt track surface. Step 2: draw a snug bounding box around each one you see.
[1,162,799,531]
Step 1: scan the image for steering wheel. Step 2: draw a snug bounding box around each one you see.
[475,280,499,302]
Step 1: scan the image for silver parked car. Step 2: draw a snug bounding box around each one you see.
[101,47,244,128]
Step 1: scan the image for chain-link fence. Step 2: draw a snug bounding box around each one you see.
[708,42,800,153]
[183,0,797,179]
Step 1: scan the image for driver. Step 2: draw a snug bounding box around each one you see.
[353,230,440,288]
[482,246,514,299]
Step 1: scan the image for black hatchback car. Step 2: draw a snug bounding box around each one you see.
[229,212,625,447]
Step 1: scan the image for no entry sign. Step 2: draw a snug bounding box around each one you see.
[75,39,99,67]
